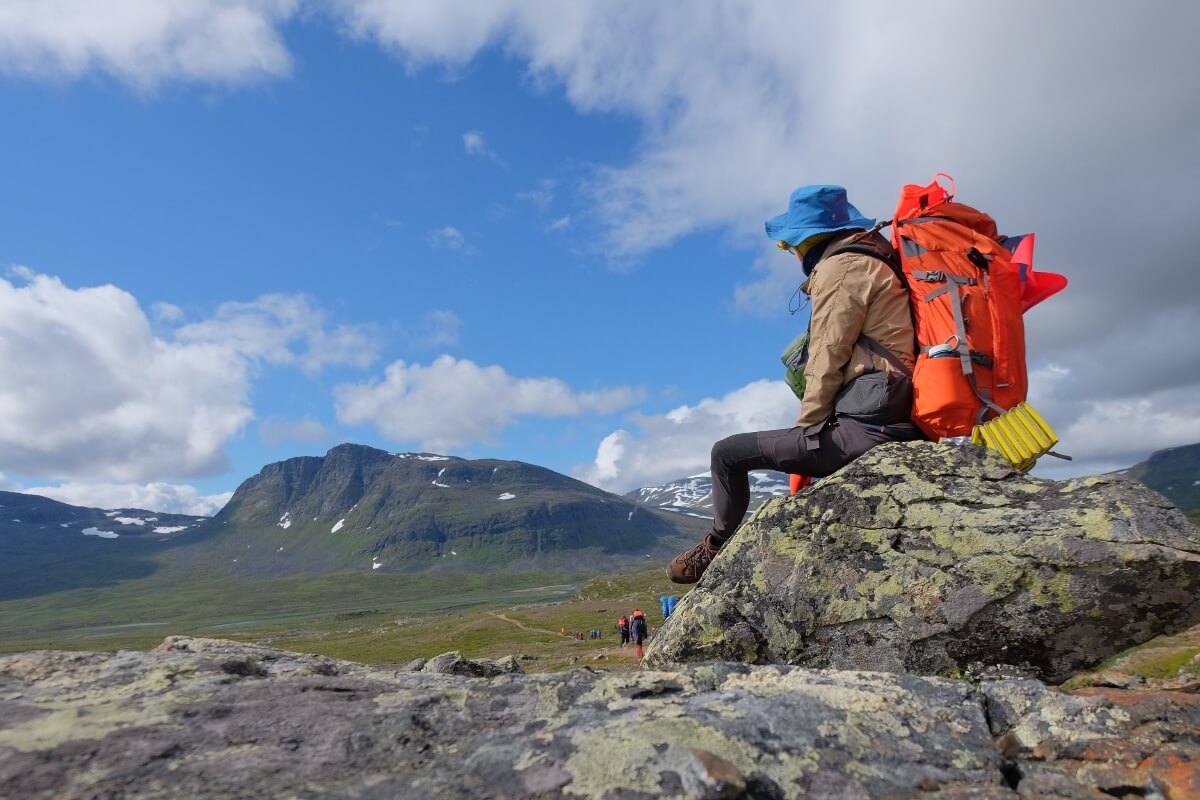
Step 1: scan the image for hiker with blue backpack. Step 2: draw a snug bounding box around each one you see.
[631,609,649,658]
[666,185,920,584]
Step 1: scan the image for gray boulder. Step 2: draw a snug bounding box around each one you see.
[421,650,524,677]
[645,442,1200,682]
[2,638,1196,799]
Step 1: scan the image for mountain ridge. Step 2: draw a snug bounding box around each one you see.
[624,470,791,518]
[0,444,704,603]
[1119,441,1200,513]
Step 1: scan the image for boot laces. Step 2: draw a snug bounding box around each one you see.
[683,540,714,569]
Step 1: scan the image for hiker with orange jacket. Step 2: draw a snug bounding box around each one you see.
[667,185,921,584]
[617,615,630,646]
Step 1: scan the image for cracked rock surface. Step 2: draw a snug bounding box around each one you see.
[646,442,1200,683]
[1,637,1197,798]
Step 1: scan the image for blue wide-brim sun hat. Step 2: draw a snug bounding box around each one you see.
[764,185,876,247]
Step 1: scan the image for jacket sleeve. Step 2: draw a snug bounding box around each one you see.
[794,254,873,427]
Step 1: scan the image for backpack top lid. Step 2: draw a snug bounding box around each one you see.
[893,172,955,221]
[893,173,1068,312]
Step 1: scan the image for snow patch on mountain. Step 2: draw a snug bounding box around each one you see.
[626,470,791,517]
[394,452,451,462]
[83,528,119,539]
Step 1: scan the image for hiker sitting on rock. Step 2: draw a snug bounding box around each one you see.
[667,185,920,584]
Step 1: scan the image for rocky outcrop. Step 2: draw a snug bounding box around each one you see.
[646,442,1200,683]
[2,637,1197,799]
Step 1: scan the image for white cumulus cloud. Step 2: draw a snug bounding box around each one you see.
[0,0,298,88]
[334,355,644,451]
[573,379,797,493]
[0,269,378,482]
[19,481,232,517]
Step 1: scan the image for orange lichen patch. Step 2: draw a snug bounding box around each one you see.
[1067,751,1200,800]
[1048,737,1149,765]
[1139,753,1200,800]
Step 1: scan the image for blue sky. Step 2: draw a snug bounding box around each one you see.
[2,3,1198,514]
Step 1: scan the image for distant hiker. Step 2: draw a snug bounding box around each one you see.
[667,185,919,584]
[631,611,649,658]
[618,615,630,646]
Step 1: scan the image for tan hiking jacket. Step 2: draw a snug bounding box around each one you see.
[795,232,916,428]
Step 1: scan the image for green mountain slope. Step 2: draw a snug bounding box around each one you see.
[1122,442,1200,513]
[165,444,696,577]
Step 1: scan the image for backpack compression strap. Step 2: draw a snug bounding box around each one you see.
[911,267,1008,423]
[856,335,912,379]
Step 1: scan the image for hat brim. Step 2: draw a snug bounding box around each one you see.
[765,212,876,247]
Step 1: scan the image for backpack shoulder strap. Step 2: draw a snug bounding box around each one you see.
[826,233,907,288]
[826,233,914,377]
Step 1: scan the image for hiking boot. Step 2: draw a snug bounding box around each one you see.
[666,533,724,584]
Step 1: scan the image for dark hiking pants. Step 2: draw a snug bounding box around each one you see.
[709,417,904,542]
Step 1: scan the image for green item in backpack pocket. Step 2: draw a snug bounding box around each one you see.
[781,332,809,400]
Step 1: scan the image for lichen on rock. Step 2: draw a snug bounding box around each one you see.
[645,441,1200,683]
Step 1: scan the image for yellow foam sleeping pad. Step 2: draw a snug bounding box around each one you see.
[970,402,1060,472]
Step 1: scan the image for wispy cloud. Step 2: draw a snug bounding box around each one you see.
[427,224,468,251]
[418,310,462,348]
[546,215,571,233]
[517,178,556,210]
[463,130,503,165]
[177,293,380,376]
[150,301,184,322]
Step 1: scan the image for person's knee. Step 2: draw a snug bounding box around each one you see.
[710,434,740,468]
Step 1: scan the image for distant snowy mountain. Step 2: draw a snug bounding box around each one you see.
[625,471,792,518]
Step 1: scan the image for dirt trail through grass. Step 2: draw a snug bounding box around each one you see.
[488,611,561,637]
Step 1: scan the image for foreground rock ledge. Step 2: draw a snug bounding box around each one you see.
[1,638,1197,799]
[646,442,1200,682]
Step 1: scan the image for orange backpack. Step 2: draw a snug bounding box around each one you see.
[886,174,1063,439]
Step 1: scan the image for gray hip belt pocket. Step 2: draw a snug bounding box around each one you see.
[833,371,913,425]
